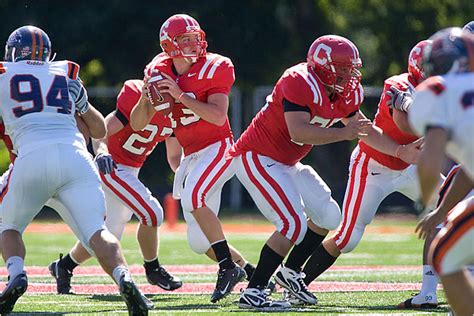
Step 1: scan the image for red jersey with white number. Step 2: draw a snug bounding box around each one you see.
[359,73,419,170]
[108,80,175,168]
[145,52,235,156]
[229,62,363,165]
[0,121,15,163]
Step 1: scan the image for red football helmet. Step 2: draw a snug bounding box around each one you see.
[408,40,431,84]
[307,35,362,97]
[159,14,207,60]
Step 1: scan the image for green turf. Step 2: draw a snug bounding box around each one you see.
[5,217,452,314]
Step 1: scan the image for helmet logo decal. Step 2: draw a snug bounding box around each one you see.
[313,43,333,65]
[410,47,421,68]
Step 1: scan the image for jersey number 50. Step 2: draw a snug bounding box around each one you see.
[10,74,72,117]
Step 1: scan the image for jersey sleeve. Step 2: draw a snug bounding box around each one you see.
[409,77,448,136]
[116,80,144,121]
[279,72,314,110]
[207,57,235,96]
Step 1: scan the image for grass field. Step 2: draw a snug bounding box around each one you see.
[1,216,449,315]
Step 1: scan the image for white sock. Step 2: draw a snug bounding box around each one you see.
[6,256,24,280]
[419,265,439,296]
[112,265,131,284]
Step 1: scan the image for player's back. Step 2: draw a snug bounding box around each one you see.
[410,73,474,179]
[0,60,84,156]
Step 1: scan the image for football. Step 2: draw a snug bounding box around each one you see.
[147,71,175,115]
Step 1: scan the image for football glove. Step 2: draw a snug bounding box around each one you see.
[95,153,116,174]
[68,79,89,115]
[386,86,413,112]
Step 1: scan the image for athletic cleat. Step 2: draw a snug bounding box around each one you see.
[0,272,28,314]
[266,280,277,294]
[274,265,317,305]
[145,265,182,291]
[239,287,291,310]
[48,255,74,294]
[119,275,151,315]
[397,292,438,309]
[282,289,307,305]
[210,266,246,303]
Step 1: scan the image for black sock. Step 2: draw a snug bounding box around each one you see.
[211,240,235,270]
[285,228,326,271]
[144,258,160,274]
[243,262,255,281]
[248,244,284,289]
[302,244,337,285]
[58,253,79,272]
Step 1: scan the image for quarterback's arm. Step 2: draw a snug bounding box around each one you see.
[79,104,106,139]
[354,111,420,164]
[165,137,182,173]
[157,73,228,126]
[92,113,125,155]
[392,109,417,135]
[130,80,156,131]
[417,127,448,206]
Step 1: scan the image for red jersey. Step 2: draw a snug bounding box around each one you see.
[229,63,363,165]
[145,53,235,156]
[108,80,175,168]
[359,73,419,170]
[0,121,15,163]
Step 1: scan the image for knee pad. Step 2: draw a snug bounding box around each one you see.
[307,198,341,231]
[186,223,211,254]
[275,213,308,245]
[338,226,364,254]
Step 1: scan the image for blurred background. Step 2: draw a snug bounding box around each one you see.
[1,0,472,217]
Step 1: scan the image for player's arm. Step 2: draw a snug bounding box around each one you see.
[353,110,421,164]
[165,137,182,173]
[416,167,473,239]
[92,113,125,155]
[75,113,91,145]
[392,109,417,135]
[417,127,448,206]
[130,81,156,131]
[158,73,228,126]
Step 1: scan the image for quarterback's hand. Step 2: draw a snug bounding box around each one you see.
[343,118,372,140]
[68,79,89,114]
[415,209,445,240]
[156,72,183,100]
[95,153,116,174]
[386,86,413,112]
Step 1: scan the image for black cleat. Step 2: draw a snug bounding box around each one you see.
[145,266,182,291]
[0,273,28,314]
[48,255,73,294]
[210,266,245,303]
[119,276,151,316]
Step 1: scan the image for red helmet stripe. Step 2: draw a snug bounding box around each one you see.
[30,28,37,60]
[37,30,44,60]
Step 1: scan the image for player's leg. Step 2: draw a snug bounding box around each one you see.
[0,163,13,256]
[302,151,390,287]
[100,165,181,290]
[396,164,453,308]
[429,199,474,316]
[280,163,342,284]
[55,146,150,313]
[180,139,245,302]
[234,152,304,309]
[0,153,53,314]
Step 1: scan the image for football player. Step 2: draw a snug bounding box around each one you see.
[130,14,249,303]
[227,35,421,309]
[48,79,183,294]
[393,21,474,309]
[408,27,474,316]
[0,26,150,314]
[287,40,443,307]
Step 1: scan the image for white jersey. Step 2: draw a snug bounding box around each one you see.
[409,73,474,180]
[0,60,85,156]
